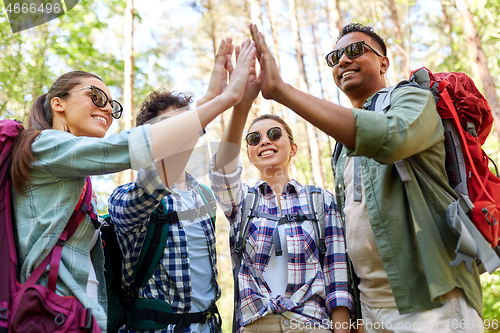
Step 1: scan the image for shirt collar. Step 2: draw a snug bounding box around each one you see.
[172,172,199,191]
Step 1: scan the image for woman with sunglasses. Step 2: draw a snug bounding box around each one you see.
[208,58,353,332]
[10,38,256,332]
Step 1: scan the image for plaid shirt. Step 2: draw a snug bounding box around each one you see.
[209,159,353,332]
[108,166,220,333]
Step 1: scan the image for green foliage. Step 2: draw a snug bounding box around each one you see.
[481,271,500,332]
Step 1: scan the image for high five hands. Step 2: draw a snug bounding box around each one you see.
[198,37,257,108]
[249,23,284,102]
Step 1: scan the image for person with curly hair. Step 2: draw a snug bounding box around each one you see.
[107,39,250,333]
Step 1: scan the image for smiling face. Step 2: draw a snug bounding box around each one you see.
[246,118,297,175]
[51,77,114,138]
[332,32,389,107]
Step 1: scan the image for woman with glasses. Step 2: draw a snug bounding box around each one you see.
[208,54,353,332]
[10,38,256,332]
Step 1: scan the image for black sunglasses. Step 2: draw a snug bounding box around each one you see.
[60,85,123,119]
[325,41,383,67]
[246,127,293,146]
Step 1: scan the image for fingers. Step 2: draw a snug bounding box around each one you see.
[235,45,240,62]
[249,24,265,60]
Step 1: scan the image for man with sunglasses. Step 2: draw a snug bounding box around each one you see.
[250,22,483,332]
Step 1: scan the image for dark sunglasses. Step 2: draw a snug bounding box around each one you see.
[325,41,383,67]
[246,127,293,146]
[59,85,123,119]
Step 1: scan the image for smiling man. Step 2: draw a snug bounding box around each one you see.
[250,22,483,333]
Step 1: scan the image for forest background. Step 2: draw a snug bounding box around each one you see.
[0,0,499,331]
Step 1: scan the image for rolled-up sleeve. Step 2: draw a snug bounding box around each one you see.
[348,87,443,164]
[129,124,154,171]
[208,154,245,222]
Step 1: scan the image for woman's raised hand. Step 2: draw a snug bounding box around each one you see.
[223,39,256,107]
[234,39,260,108]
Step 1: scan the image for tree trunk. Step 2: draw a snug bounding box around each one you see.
[205,0,226,133]
[325,0,343,41]
[307,3,330,188]
[288,0,325,187]
[386,0,409,76]
[249,0,265,116]
[455,0,500,137]
[120,0,135,184]
[264,0,287,118]
[439,0,455,49]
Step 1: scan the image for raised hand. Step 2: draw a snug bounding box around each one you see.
[248,23,284,101]
[223,39,256,107]
[234,40,260,108]
[197,38,234,106]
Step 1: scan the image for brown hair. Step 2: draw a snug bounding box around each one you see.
[248,114,294,144]
[136,90,193,126]
[11,71,103,192]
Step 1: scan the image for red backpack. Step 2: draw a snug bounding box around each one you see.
[408,68,500,273]
[0,119,102,332]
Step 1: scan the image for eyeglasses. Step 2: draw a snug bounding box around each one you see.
[325,41,383,67]
[59,85,123,119]
[245,127,293,146]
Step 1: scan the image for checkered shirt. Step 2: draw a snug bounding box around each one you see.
[209,158,353,332]
[108,166,220,333]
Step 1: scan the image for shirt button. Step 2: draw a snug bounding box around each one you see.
[184,286,189,291]
[178,224,183,229]
[342,154,346,158]
[283,319,290,326]
[182,255,186,259]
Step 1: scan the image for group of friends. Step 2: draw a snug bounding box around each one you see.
[11,22,484,333]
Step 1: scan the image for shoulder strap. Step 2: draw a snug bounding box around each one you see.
[305,185,326,269]
[21,177,93,294]
[365,82,419,183]
[232,187,259,333]
[196,184,217,227]
[130,200,178,296]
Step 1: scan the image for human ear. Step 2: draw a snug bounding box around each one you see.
[289,143,298,158]
[51,97,65,113]
[380,56,390,75]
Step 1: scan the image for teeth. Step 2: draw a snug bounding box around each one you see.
[93,116,107,125]
[342,71,356,79]
[260,150,275,156]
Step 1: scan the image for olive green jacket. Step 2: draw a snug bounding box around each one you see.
[332,86,482,316]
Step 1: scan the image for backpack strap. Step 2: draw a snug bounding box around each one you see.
[195,184,217,227]
[305,185,326,269]
[19,177,94,296]
[232,187,259,333]
[130,200,177,296]
[364,82,419,183]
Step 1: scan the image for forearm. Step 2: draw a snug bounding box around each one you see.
[272,82,357,149]
[150,94,234,162]
[214,103,251,173]
[330,306,350,333]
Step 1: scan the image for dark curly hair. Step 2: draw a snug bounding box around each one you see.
[136,90,193,126]
[337,23,387,57]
